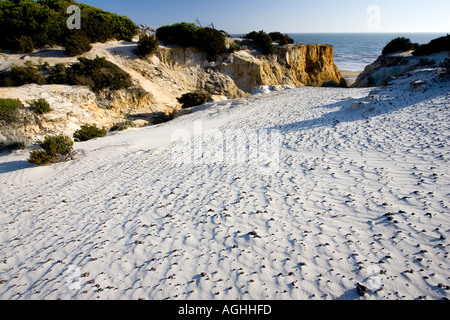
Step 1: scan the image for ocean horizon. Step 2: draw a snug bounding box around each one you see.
[232,33,448,72]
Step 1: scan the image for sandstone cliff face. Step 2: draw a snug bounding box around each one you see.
[0,40,343,148]
[219,44,343,93]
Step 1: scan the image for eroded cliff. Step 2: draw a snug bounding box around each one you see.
[0,40,343,148]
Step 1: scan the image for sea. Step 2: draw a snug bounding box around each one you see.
[233,33,447,72]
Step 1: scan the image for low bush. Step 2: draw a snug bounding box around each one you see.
[136,34,159,57]
[156,22,199,47]
[244,31,276,55]
[29,99,51,114]
[28,134,74,166]
[413,35,450,56]
[268,32,294,46]
[382,37,418,55]
[73,123,107,142]
[49,57,132,92]
[64,31,93,57]
[9,64,46,86]
[0,98,22,120]
[177,92,212,109]
[156,23,227,61]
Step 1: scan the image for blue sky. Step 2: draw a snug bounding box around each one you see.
[79,0,450,34]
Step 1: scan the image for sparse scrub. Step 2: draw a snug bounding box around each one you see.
[382,37,418,55]
[29,99,51,115]
[73,123,107,142]
[27,134,74,166]
[177,92,212,109]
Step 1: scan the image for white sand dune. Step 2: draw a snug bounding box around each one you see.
[0,67,449,300]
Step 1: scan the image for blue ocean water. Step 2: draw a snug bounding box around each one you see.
[233,33,447,72]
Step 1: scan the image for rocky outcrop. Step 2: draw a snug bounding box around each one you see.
[353,51,450,87]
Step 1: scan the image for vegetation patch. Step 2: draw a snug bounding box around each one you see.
[48,57,133,92]
[28,135,74,166]
[177,92,212,109]
[0,98,23,120]
[413,35,450,56]
[156,23,227,61]
[382,37,418,55]
[136,34,159,57]
[243,31,276,55]
[73,123,107,142]
[29,99,52,115]
[0,0,138,54]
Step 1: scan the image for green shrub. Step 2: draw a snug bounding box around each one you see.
[46,63,68,84]
[413,35,450,56]
[15,35,35,53]
[29,98,51,114]
[244,31,276,55]
[64,31,93,57]
[0,98,22,120]
[50,57,132,92]
[156,22,199,47]
[156,22,227,61]
[27,134,74,166]
[268,32,294,46]
[196,27,227,61]
[136,34,159,57]
[382,37,418,55]
[0,0,138,53]
[73,124,107,142]
[177,92,212,109]
[9,65,46,86]
[110,120,135,132]
[28,150,56,166]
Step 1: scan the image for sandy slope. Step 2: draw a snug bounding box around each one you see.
[0,67,449,300]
